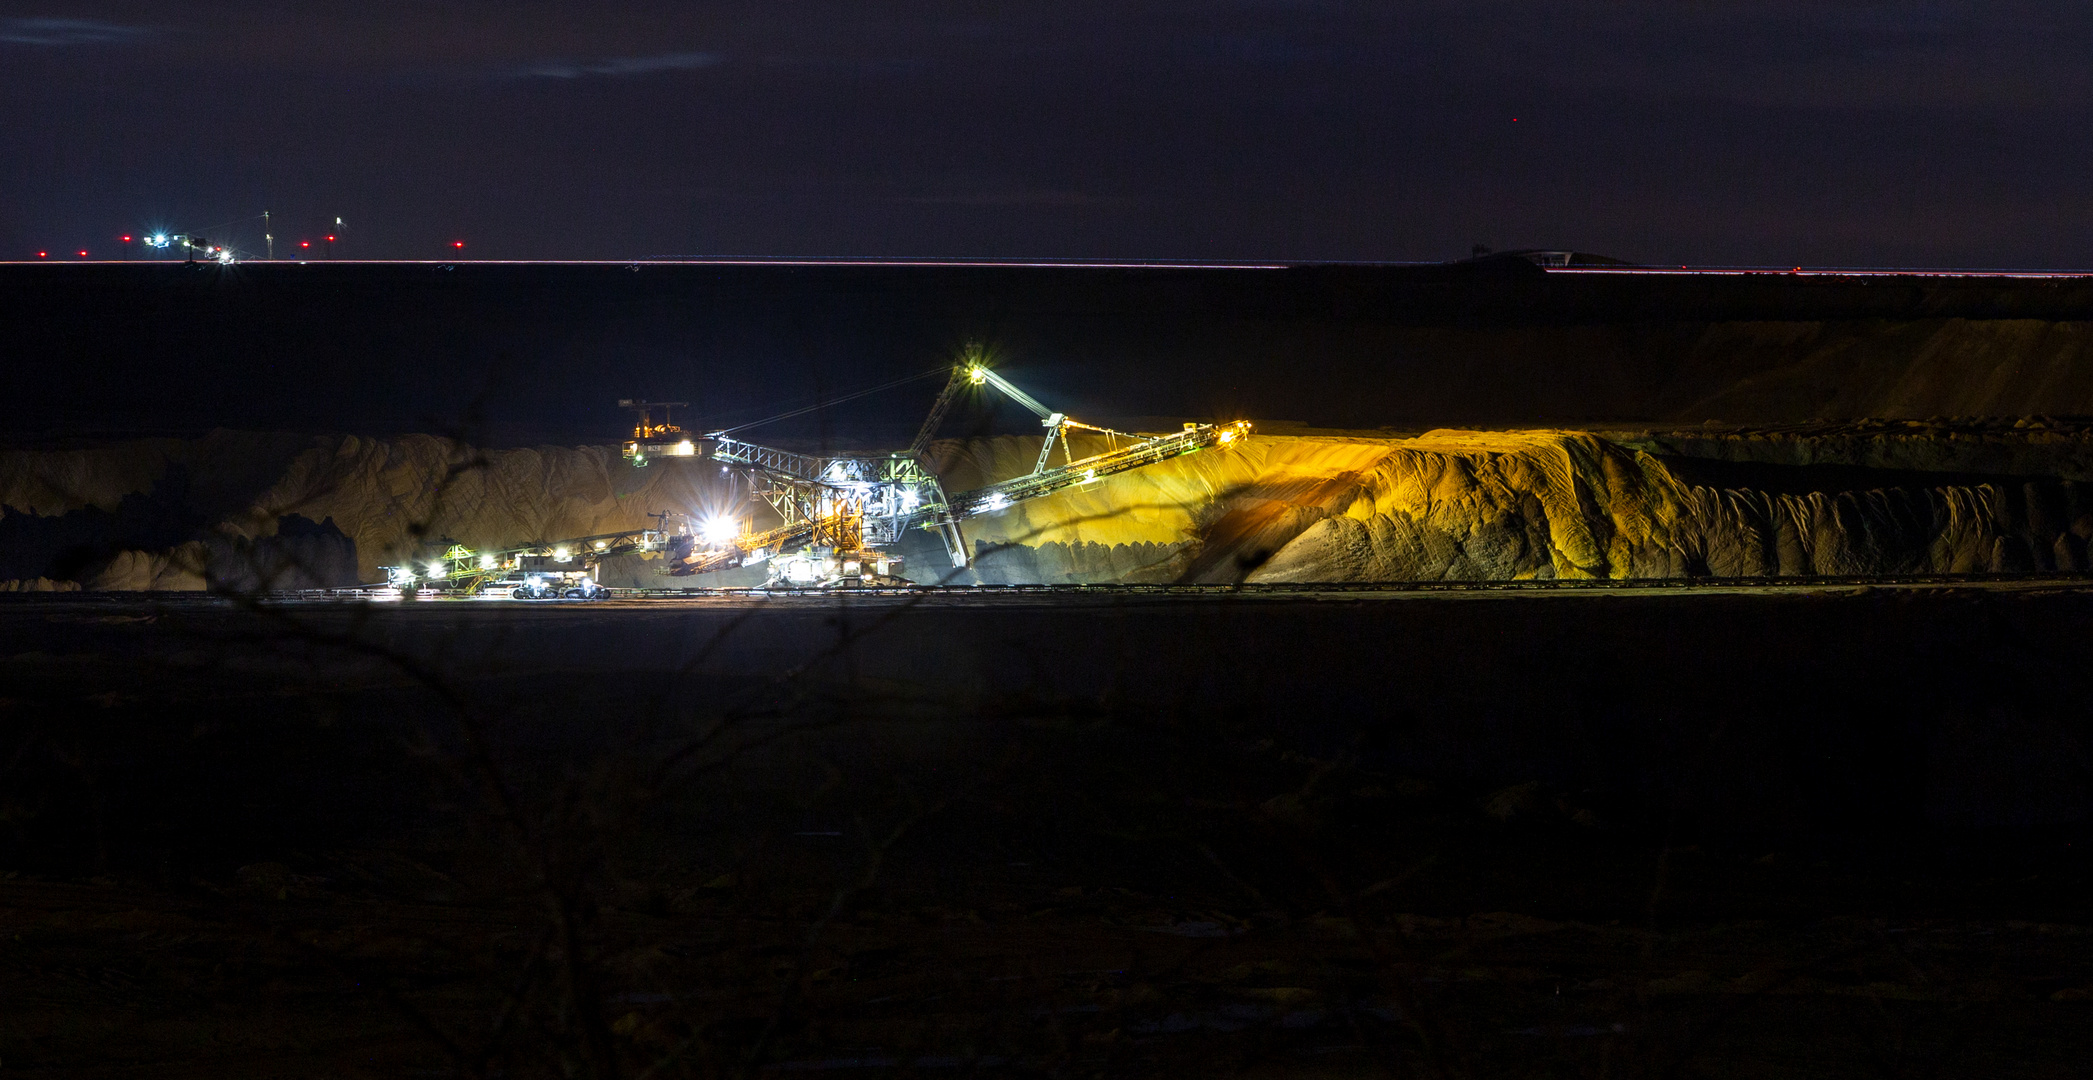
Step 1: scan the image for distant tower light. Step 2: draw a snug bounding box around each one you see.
[77,250,89,258]
[453,240,465,249]
[37,251,47,258]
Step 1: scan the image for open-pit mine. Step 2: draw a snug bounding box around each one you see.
[8,263,2093,597]
[6,261,2093,1077]
[4,417,2091,595]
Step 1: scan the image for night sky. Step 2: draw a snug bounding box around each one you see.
[8,2,2093,268]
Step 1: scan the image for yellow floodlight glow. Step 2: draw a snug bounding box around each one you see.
[672,439,695,456]
[593,540,608,550]
[968,366,986,385]
[553,547,571,562]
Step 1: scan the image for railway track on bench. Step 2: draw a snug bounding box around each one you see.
[229,571,2093,603]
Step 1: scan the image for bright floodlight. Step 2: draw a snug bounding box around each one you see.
[968,366,987,385]
[984,493,1010,511]
[553,547,571,562]
[699,516,740,546]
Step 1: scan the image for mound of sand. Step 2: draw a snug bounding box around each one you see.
[0,432,720,588]
[944,428,2093,583]
[4,427,2090,589]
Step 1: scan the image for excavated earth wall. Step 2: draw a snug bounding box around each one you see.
[5,425,2093,590]
[942,428,2093,583]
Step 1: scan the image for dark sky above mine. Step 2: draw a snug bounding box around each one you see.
[5,2,2091,267]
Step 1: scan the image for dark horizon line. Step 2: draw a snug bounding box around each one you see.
[9,257,2093,278]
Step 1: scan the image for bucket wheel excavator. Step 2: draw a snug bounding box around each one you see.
[644,349,1251,588]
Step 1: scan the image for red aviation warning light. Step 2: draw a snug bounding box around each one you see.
[77,250,89,258]
[452,240,465,249]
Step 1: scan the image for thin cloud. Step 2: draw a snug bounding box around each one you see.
[0,17,151,46]
[520,51,720,79]
[894,191,1132,208]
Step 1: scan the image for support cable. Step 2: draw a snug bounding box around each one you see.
[709,367,949,437]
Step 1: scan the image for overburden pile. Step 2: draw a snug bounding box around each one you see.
[3,424,2091,590]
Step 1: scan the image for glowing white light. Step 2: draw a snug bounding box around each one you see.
[900,490,920,510]
[968,366,986,385]
[1083,468,1097,481]
[593,540,608,550]
[479,554,495,569]
[672,439,695,456]
[553,547,571,562]
[984,494,1010,511]
[699,516,740,546]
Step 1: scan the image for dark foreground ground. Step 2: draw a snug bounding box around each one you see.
[3,586,2092,1077]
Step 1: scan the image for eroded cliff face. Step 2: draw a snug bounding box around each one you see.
[942,428,2093,583]
[4,426,2091,589]
[0,432,716,588]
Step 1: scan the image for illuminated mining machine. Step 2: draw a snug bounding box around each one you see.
[632,354,1251,588]
[383,355,1247,596]
[387,538,629,599]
